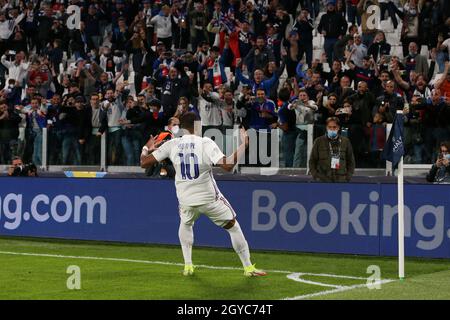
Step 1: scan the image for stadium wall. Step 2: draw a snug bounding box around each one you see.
[0,178,449,258]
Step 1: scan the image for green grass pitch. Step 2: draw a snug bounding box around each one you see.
[1,236,450,300]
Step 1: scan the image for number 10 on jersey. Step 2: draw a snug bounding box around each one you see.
[178,153,200,180]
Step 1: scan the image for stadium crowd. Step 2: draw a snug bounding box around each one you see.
[0,0,449,169]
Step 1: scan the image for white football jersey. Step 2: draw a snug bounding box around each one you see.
[152,135,225,206]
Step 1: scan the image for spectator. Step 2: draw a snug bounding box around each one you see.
[0,0,445,171]
[374,80,404,123]
[102,86,125,165]
[346,55,377,90]
[423,88,450,162]
[274,87,297,167]
[403,94,425,164]
[25,96,47,166]
[403,42,429,80]
[243,36,275,73]
[347,33,368,68]
[318,0,348,64]
[150,5,174,50]
[85,93,107,165]
[400,0,421,58]
[197,82,223,135]
[0,100,21,164]
[245,87,277,166]
[426,141,450,183]
[309,117,355,182]
[288,89,318,167]
[188,0,209,52]
[367,31,391,63]
[357,0,379,47]
[120,97,142,166]
[155,66,189,118]
[236,60,282,96]
[365,112,386,168]
[1,51,29,86]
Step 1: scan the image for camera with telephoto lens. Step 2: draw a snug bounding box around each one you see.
[11,163,38,177]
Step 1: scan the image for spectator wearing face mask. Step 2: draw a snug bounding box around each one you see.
[426,141,450,183]
[144,117,178,179]
[309,117,355,182]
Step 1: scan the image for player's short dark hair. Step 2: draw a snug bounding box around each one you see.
[180,112,198,131]
[278,88,291,102]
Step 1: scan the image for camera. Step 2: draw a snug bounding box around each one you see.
[11,163,38,177]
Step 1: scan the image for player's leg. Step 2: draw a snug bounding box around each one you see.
[223,219,267,277]
[201,197,267,277]
[178,205,200,276]
[178,222,194,275]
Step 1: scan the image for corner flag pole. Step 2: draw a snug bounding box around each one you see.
[396,110,405,280]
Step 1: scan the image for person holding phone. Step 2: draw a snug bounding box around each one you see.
[426,141,450,183]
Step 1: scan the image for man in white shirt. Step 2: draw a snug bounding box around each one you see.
[1,50,29,86]
[140,112,266,277]
[149,5,175,50]
[348,34,368,68]
[0,10,24,41]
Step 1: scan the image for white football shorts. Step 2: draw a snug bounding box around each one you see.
[178,196,237,227]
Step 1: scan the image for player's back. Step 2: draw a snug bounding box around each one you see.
[153,134,225,207]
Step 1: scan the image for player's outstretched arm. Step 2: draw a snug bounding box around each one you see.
[140,135,162,169]
[216,128,249,172]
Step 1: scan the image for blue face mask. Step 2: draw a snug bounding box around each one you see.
[444,154,450,160]
[327,130,338,139]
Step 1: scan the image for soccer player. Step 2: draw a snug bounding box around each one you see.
[140,112,267,277]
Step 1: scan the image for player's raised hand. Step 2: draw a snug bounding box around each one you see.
[240,128,249,148]
[145,135,162,152]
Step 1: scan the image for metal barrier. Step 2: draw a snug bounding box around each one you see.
[1,123,433,176]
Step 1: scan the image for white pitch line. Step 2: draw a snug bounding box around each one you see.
[283,279,395,300]
[0,250,395,299]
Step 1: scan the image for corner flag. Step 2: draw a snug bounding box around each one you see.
[382,110,406,280]
[382,113,405,167]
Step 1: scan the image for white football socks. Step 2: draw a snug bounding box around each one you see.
[226,221,252,268]
[178,222,194,265]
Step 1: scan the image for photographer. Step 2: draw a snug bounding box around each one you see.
[7,156,37,177]
[0,100,21,164]
[426,141,450,183]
